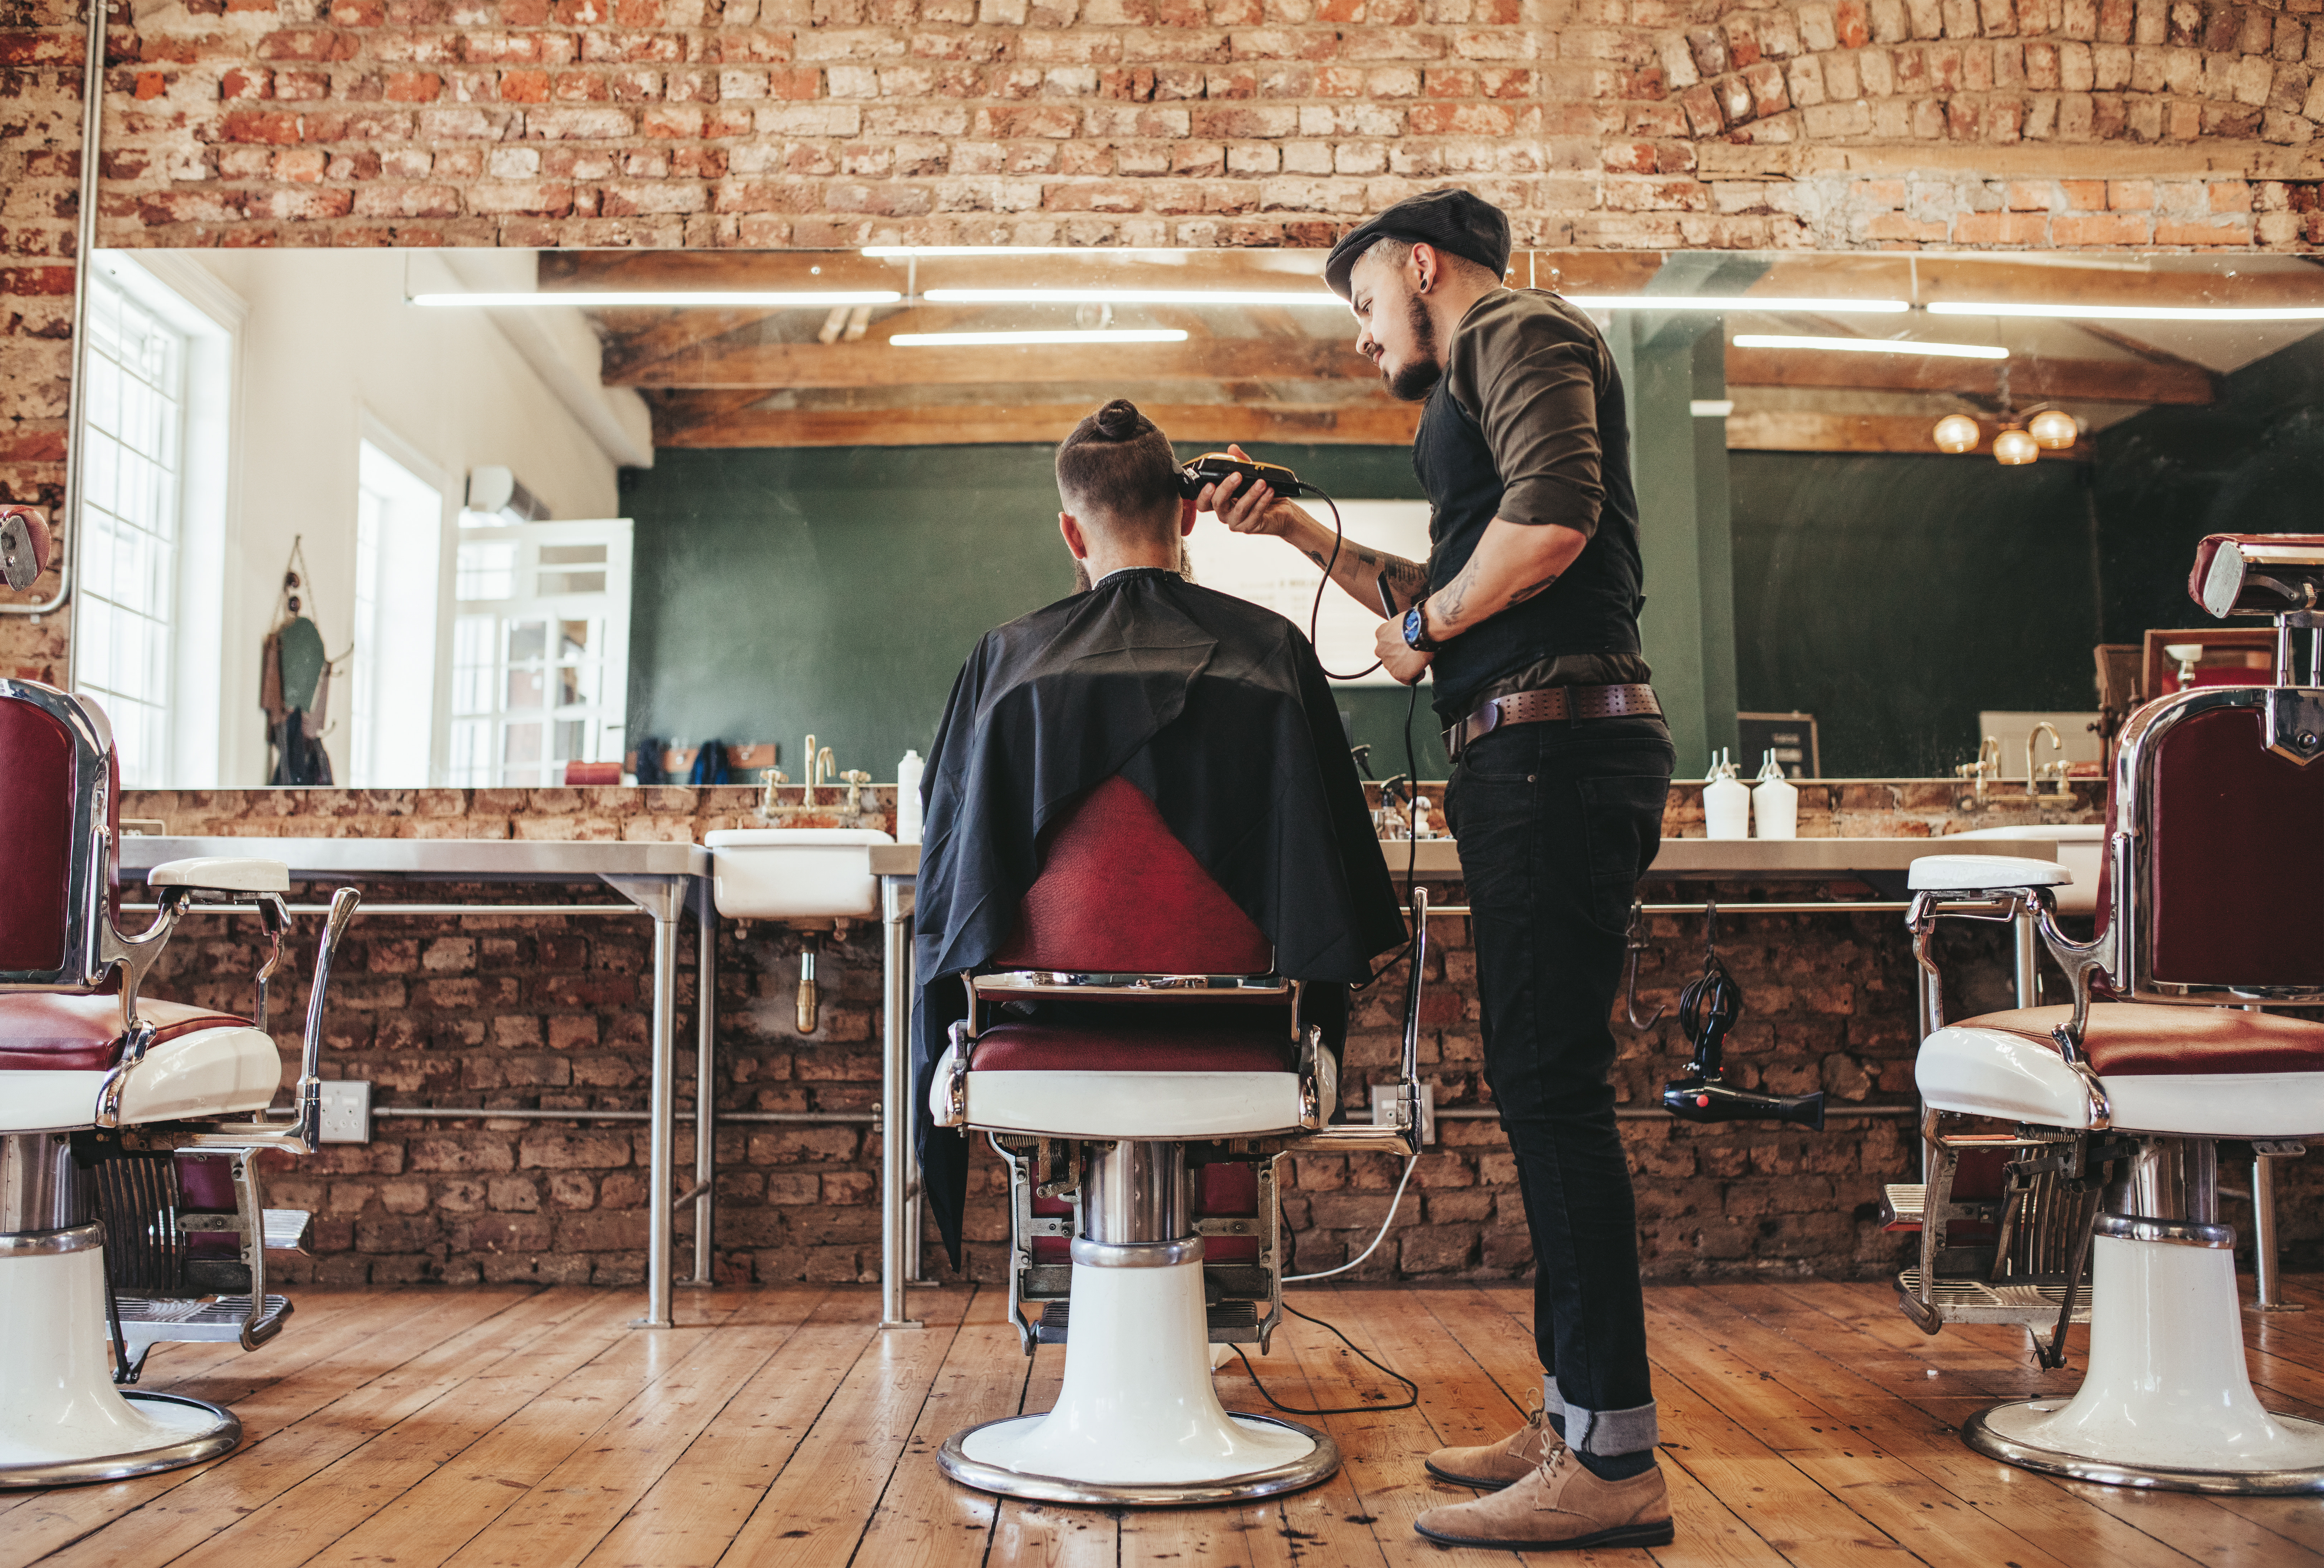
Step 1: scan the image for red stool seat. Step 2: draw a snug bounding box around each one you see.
[0,994,257,1072]
[973,1008,1294,1076]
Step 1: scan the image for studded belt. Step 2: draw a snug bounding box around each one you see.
[1444,683,1663,762]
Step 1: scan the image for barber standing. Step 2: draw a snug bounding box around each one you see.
[1204,189,1675,1554]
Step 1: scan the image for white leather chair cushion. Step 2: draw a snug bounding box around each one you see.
[1907,854,2072,892]
[957,1068,1305,1140]
[1919,1022,2324,1137]
[0,1024,280,1133]
[148,857,290,893]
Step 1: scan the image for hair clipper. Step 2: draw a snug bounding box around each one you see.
[1176,452,1313,501]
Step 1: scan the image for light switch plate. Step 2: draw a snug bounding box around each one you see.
[1371,1081,1436,1146]
[318,1080,371,1144]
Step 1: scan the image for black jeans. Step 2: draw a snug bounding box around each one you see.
[1443,713,1674,1458]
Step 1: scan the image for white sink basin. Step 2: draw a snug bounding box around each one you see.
[1944,824,2104,915]
[703,828,894,920]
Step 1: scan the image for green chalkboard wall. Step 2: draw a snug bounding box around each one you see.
[620,443,1452,785]
[1728,451,2102,779]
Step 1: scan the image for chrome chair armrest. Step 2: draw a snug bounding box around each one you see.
[182,886,361,1155]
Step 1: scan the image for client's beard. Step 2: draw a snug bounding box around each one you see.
[1384,290,1444,402]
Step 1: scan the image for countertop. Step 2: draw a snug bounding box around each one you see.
[117,836,708,882]
[868,836,2059,880]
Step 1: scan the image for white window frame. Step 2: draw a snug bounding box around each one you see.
[446,519,632,788]
[349,422,452,788]
[72,252,243,787]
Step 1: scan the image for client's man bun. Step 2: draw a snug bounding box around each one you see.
[1057,398,1179,531]
[1091,397,1146,441]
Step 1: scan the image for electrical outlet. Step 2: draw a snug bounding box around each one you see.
[317,1080,372,1144]
[1371,1081,1436,1146]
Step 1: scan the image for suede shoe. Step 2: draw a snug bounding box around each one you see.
[1423,1399,1559,1488]
[1414,1447,1673,1552]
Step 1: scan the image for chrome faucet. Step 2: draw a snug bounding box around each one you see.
[800,735,836,805]
[757,763,790,820]
[1956,734,2002,802]
[2025,721,2062,797]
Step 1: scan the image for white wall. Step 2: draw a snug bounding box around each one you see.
[143,248,641,787]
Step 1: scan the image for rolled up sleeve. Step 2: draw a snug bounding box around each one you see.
[1449,303,1608,537]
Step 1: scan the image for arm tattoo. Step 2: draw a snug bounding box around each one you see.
[1508,572,1561,606]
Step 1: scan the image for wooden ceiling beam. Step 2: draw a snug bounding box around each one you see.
[611,334,1377,389]
[1725,346,2215,403]
[654,401,1423,449]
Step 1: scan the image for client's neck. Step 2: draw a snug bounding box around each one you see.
[1080,526,1179,586]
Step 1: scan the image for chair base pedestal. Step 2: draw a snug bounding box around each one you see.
[938,1253,1337,1506]
[1961,1232,2324,1495]
[0,1239,242,1489]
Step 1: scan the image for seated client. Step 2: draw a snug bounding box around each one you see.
[911,398,1409,1265]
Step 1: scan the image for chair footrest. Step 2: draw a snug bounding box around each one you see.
[1882,1183,1925,1231]
[1896,1270,2091,1326]
[263,1208,313,1253]
[116,1293,293,1343]
[1034,1298,1263,1346]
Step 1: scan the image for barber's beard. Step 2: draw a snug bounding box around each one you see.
[1383,291,1444,402]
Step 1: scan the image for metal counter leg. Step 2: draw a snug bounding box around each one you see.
[685,879,717,1288]
[2254,1145,2306,1313]
[605,873,688,1329]
[880,875,921,1330]
[2013,906,2039,1010]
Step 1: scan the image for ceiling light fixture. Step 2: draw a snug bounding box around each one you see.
[863,245,1183,257]
[410,290,903,308]
[889,328,1191,347]
[2027,408,2080,449]
[1732,333,2009,360]
[1932,414,1982,454]
[1564,295,1910,314]
[1992,426,2041,466]
[924,287,1344,308]
[1928,301,2324,322]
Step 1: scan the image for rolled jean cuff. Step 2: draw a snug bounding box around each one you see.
[1548,1381,1658,1456]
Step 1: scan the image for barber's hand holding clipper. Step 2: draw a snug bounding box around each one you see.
[1199,442,1439,686]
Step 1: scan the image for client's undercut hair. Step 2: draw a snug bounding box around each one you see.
[1056,398,1180,541]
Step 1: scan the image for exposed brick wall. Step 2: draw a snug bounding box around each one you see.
[122,780,2233,1290]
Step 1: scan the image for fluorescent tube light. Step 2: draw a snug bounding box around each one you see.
[410,290,903,308]
[1929,300,2324,322]
[890,328,1191,347]
[863,245,1178,256]
[925,287,1343,308]
[1732,333,2008,360]
[1563,295,1909,313]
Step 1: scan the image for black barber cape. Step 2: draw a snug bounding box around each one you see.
[913,567,1408,1265]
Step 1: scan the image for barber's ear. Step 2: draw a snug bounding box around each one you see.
[1059,510,1090,560]
[1178,497,1198,537]
[1411,240,1436,295]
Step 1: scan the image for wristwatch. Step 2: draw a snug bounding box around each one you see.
[1401,599,1444,653]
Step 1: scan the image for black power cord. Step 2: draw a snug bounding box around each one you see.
[1230,1299,1420,1415]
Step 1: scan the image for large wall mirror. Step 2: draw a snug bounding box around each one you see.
[73,244,2321,790]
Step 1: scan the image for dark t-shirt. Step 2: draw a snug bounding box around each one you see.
[1416,288,1651,722]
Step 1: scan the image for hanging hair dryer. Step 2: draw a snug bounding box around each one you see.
[1660,907,1826,1130]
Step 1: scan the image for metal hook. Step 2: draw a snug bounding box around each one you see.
[1622,897,1664,1030]
[1703,898,1720,960]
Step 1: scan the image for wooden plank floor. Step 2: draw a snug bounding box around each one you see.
[16,1275,2324,1567]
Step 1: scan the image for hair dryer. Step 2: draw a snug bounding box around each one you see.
[1660,931,1825,1131]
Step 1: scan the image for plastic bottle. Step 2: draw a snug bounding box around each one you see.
[1702,749,1750,841]
[894,749,924,843]
[1752,749,1798,840]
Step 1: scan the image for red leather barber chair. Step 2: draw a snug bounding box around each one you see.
[1896,533,2324,1493]
[0,679,358,1487]
[928,776,1423,1505]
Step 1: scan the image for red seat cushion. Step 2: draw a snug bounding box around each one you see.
[1955,1003,2324,1077]
[0,993,257,1072]
[972,1008,1295,1075]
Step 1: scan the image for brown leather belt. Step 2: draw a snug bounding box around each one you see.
[1444,682,1662,761]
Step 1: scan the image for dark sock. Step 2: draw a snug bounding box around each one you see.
[1573,1447,1657,1482]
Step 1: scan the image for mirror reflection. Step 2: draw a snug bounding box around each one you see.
[66,244,2322,789]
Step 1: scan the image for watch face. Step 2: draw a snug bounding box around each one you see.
[1404,608,1425,647]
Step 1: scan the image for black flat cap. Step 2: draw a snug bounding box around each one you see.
[1323,188,1512,299]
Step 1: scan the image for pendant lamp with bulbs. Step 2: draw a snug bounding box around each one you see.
[1992,425,2040,465]
[1932,413,1981,454]
[2027,407,2079,449]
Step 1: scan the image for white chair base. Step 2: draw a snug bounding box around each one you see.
[1962,1233,2324,1495]
[0,1230,240,1488]
[937,1251,1337,1506]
